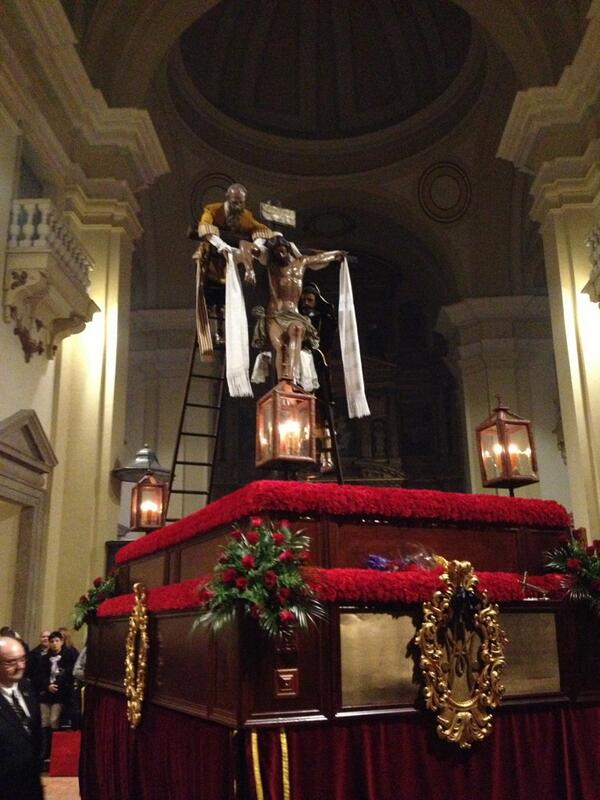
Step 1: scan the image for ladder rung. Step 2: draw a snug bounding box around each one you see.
[169,489,209,495]
[174,460,213,467]
[191,373,224,381]
[184,402,221,410]
[181,431,217,438]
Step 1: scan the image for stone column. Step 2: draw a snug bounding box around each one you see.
[438,297,571,508]
[498,0,600,531]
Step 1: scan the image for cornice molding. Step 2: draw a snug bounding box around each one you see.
[64,185,144,243]
[529,140,600,221]
[438,296,551,328]
[497,0,600,176]
[0,0,169,191]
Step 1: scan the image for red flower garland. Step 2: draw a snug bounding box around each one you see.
[116,480,570,566]
[98,568,565,618]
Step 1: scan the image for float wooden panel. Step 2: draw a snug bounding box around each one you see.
[87,599,600,727]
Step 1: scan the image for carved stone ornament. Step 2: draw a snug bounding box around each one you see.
[4,199,99,361]
[124,582,149,729]
[582,224,600,306]
[416,560,507,749]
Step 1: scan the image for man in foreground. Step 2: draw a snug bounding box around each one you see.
[0,634,44,799]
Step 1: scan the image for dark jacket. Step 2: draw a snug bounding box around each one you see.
[25,645,48,696]
[39,647,76,704]
[0,678,44,800]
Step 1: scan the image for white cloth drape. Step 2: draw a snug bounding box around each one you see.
[338,257,370,418]
[207,235,253,397]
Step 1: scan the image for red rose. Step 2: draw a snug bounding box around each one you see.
[277,587,292,603]
[278,549,294,562]
[246,531,259,545]
[241,554,256,569]
[263,570,278,589]
[236,577,249,590]
[221,568,237,583]
[573,528,584,542]
[279,519,290,529]
[250,516,263,528]
[566,558,582,571]
[272,532,285,545]
[299,551,310,562]
[79,595,88,604]
[93,577,103,587]
[279,609,296,625]
[586,545,596,556]
[231,530,242,541]
[249,604,263,619]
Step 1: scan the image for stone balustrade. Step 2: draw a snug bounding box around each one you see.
[3,198,99,361]
[8,198,92,291]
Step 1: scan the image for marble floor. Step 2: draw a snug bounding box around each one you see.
[42,777,81,799]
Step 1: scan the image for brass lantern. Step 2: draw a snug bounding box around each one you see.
[256,380,316,469]
[476,401,538,495]
[130,470,167,531]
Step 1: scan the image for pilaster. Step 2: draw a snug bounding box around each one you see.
[42,186,143,628]
[497,0,600,531]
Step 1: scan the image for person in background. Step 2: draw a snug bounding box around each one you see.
[0,634,44,799]
[26,630,50,696]
[38,630,76,764]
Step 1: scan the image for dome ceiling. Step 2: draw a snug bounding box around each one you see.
[176,0,473,141]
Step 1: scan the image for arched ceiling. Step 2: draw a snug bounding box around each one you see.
[177,0,472,141]
[77,0,588,109]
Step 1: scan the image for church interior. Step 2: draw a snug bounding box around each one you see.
[1,1,600,798]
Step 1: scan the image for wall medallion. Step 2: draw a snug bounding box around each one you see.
[418,162,471,223]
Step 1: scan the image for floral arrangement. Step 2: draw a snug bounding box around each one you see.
[73,572,118,630]
[197,517,325,638]
[545,528,600,615]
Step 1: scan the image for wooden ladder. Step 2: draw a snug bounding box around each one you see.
[165,338,226,523]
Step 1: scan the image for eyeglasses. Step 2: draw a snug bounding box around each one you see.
[0,657,27,667]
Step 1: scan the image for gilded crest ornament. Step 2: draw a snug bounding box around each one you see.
[124,582,149,729]
[416,561,507,748]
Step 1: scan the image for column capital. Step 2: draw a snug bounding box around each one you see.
[437,296,554,375]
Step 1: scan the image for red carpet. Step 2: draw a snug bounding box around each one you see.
[49,731,81,777]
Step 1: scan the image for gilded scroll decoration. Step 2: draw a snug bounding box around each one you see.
[416,560,507,749]
[124,582,149,729]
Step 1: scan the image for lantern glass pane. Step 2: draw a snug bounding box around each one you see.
[138,484,163,528]
[278,396,310,458]
[505,423,533,476]
[480,425,504,480]
[257,397,274,461]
